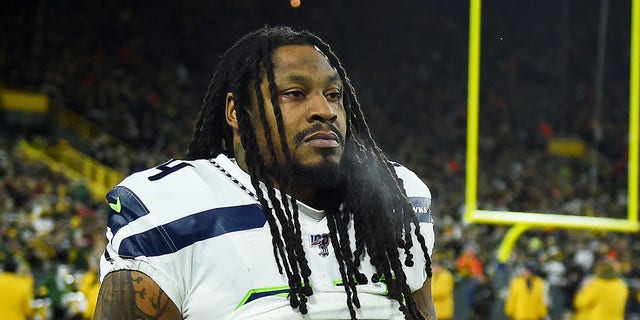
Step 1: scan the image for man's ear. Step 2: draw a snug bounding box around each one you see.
[225,92,239,130]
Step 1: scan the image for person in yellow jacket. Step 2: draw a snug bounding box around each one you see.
[0,259,33,320]
[504,263,548,320]
[573,259,628,320]
[78,257,102,320]
[431,261,454,320]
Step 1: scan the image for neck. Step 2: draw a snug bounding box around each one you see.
[288,184,342,210]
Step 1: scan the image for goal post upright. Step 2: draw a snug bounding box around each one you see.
[463,0,639,259]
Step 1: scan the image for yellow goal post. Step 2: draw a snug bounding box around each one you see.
[463,0,640,233]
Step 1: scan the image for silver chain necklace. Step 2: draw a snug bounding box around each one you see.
[210,159,259,201]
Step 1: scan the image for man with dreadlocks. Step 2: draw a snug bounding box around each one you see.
[95,25,436,320]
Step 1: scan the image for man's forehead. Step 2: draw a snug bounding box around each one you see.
[312,45,331,62]
[271,44,336,72]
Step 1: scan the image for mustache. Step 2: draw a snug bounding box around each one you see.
[293,123,345,146]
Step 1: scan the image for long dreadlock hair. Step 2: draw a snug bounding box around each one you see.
[187,25,432,319]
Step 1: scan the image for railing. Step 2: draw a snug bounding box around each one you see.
[50,103,131,149]
[16,139,125,201]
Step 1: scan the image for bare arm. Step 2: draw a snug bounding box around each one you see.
[411,277,437,320]
[94,270,182,320]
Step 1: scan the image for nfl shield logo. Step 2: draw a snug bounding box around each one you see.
[310,234,330,257]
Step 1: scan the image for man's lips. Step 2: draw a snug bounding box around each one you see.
[303,131,340,148]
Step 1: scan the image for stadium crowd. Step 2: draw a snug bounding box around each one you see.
[2,0,639,319]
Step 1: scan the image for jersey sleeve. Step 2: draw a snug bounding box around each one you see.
[392,162,435,256]
[99,160,207,309]
[100,158,268,312]
[99,178,186,308]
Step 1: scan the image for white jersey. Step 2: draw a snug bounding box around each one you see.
[100,154,434,319]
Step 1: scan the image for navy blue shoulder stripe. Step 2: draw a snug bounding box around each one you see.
[107,186,151,235]
[409,197,434,223]
[117,204,266,258]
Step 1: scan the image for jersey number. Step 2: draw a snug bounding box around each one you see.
[148,160,193,181]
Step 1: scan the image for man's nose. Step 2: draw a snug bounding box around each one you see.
[307,93,338,123]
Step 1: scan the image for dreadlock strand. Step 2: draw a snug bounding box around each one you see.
[342,139,374,270]
[226,56,293,278]
[346,140,423,319]
[262,40,293,164]
[187,68,217,159]
[244,139,302,310]
[237,104,290,276]
[252,49,315,311]
[384,159,433,272]
[325,208,358,320]
[263,183,304,309]
[334,206,367,307]
[349,201,368,270]
[342,142,391,285]
[261,38,309,270]
[389,172,433,276]
[263,36,316,307]
[401,206,416,267]
[410,216,434,278]
[236,87,296,285]
[383,232,424,320]
[252,123,307,311]
[288,199,313,295]
[270,185,312,304]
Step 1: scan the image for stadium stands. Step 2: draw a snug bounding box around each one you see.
[1,1,638,319]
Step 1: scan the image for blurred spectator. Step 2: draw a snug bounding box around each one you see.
[42,264,71,319]
[455,245,484,279]
[470,273,495,320]
[0,258,34,320]
[431,259,455,320]
[454,244,483,318]
[563,261,586,319]
[504,263,548,320]
[574,242,595,273]
[573,259,629,320]
[622,259,640,320]
[78,255,101,320]
[541,246,567,320]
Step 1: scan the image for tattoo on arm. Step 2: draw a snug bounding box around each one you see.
[95,270,181,320]
[424,301,436,320]
[412,278,437,320]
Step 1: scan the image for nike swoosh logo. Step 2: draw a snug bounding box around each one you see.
[109,196,122,213]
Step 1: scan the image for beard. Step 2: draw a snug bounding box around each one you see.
[288,152,342,189]
[283,123,345,188]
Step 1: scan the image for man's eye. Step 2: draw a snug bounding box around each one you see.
[282,90,305,99]
[326,90,342,101]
